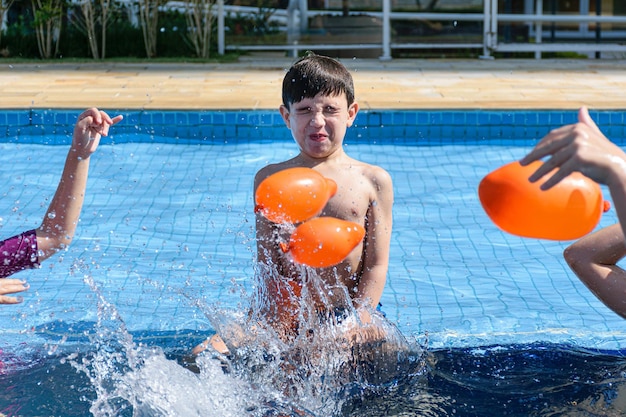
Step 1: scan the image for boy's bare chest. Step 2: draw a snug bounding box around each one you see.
[321,189,370,223]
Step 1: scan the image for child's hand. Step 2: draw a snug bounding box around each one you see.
[72,108,123,159]
[0,279,28,304]
[521,106,626,190]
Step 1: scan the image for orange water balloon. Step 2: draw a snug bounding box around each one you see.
[478,160,609,240]
[255,167,337,224]
[280,217,365,268]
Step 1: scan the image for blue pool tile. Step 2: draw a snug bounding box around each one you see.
[260,113,274,125]
[428,125,442,139]
[429,113,442,125]
[119,111,136,127]
[477,112,491,125]
[197,112,211,125]
[464,125,480,139]
[164,124,181,138]
[513,112,527,125]
[272,113,284,125]
[152,112,165,125]
[220,112,234,125]
[416,112,430,125]
[500,125,514,139]
[537,112,551,125]
[29,111,45,126]
[187,112,200,125]
[246,113,260,126]
[501,112,514,126]
[489,126,502,139]
[366,112,381,127]
[223,124,236,138]
[611,112,625,125]
[562,111,577,124]
[363,126,382,140]
[597,112,611,126]
[237,126,252,139]
[380,111,394,126]
[7,111,28,126]
[452,126,465,138]
[405,125,419,138]
[197,125,213,140]
[0,109,626,145]
[390,125,404,138]
[237,111,249,124]
[464,112,477,125]
[163,112,177,125]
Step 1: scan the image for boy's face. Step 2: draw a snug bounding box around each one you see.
[279,92,358,159]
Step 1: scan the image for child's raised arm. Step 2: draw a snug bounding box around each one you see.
[36,108,123,261]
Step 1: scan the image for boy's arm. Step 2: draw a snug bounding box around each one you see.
[564,223,626,318]
[355,166,394,311]
[36,108,123,261]
[255,212,281,268]
[254,168,280,268]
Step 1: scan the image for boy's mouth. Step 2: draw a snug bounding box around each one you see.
[309,133,327,142]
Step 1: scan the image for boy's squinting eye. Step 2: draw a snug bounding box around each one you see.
[292,104,342,116]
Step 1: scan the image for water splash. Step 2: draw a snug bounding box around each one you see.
[193,262,430,416]
[64,256,430,416]
[66,266,261,417]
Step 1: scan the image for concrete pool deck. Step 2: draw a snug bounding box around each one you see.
[0,56,625,110]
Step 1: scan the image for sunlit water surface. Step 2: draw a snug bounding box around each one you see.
[1,138,626,416]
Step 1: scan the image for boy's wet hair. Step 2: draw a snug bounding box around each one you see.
[282,52,355,108]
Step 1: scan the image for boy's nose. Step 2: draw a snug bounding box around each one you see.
[310,112,324,127]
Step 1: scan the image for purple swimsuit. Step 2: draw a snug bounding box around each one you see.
[0,229,39,278]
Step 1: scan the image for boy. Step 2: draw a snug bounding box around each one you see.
[254,52,393,338]
[195,52,394,354]
[521,106,626,318]
[0,107,123,304]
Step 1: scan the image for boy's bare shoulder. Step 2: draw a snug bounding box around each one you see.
[352,159,393,186]
[254,159,299,187]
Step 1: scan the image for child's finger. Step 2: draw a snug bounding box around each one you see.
[0,279,28,295]
[0,295,24,304]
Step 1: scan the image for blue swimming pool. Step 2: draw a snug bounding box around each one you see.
[1,109,626,416]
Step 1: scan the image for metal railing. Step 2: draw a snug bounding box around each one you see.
[213,0,626,60]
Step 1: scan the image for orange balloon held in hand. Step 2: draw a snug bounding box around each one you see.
[255,167,338,224]
[279,217,366,268]
[478,161,609,241]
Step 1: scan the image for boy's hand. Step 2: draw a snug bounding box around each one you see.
[72,108,123,159]
[0,279,28,304]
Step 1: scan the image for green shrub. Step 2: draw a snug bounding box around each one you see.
[3,15,38,58]
[156,9,193,57]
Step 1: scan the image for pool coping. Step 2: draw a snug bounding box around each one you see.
[1,59,626,110]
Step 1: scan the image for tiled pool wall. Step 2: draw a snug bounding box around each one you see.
[1,109,625,145]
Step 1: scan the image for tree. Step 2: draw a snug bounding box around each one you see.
[69,0,115,59]
[184,0,214,59]
[0,0,15,47]
[138,0,166,58]
[32,0,64,58]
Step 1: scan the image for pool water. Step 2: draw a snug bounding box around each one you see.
[1,128,626,415]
